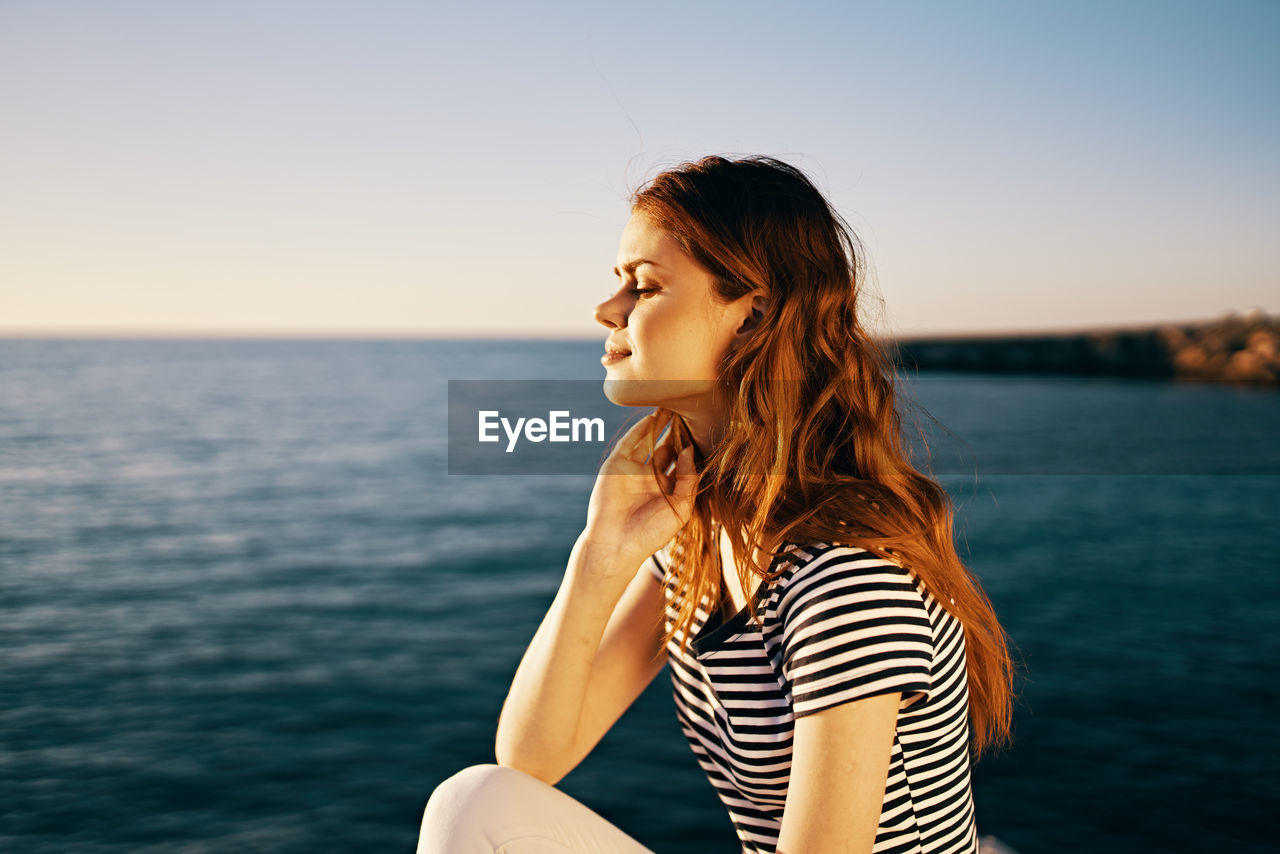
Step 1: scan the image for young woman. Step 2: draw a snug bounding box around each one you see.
[419,155,1017,854]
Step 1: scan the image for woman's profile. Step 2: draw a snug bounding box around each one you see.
[419,155,1017,854]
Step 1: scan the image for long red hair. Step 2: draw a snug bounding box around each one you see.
[632,155,1018,759]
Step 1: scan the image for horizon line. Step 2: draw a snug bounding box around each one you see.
[0,309,1271,343]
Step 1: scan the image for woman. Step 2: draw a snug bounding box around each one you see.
[419,155,1017,854]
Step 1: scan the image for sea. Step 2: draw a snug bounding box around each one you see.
[1,338,1277,854]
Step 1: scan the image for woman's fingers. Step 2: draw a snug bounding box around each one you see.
[652,438,677,475]
[621,411,661,463]
[673,446,695,495]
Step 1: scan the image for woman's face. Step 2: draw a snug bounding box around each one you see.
[594,212,758,412]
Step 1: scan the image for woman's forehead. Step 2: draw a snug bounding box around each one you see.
[615,215,685,275]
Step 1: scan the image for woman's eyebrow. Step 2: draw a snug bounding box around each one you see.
[612,258,665,277]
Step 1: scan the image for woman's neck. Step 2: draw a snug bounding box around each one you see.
[715,520,776,610]
[668,387,731,457]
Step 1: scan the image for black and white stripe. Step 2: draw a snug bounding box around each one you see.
[648,539,980,854]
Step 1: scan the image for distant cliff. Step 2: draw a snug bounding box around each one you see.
[886,309,1280,386]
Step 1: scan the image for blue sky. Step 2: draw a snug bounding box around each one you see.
[1,0,1275,338]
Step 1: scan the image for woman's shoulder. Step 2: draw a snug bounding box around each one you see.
[772,539,908,577]
[767,539,919,617]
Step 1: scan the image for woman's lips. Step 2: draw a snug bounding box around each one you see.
[601,351,631,365]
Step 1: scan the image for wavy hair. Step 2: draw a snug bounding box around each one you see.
[631,155,1018,759]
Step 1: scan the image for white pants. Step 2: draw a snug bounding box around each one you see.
[419,763,1020,854]
[418,763,658,854]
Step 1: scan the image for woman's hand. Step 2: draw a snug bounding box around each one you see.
[582,411,696,572]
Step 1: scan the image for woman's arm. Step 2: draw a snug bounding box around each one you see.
[495,411,694,785]
[493,532,667,785]
[775,691,902,854]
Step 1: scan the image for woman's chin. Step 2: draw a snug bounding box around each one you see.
[602,377,652,407]
[602,377,715,408]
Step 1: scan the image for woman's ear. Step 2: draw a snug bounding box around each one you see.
[733,289,770,340]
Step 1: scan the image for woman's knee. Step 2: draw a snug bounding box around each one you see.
[420,764,540,843]
[420,764,650,854]
[428,764,522,808]
[421,764,493,853]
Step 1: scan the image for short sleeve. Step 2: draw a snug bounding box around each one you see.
[779,547,933,718]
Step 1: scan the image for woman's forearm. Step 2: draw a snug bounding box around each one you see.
[494,531,639,783]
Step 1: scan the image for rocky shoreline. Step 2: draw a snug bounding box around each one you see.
[885,309,1279,387]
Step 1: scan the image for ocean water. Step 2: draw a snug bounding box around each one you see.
[1,338,1277,854]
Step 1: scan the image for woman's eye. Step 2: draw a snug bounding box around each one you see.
[630,287,659,298]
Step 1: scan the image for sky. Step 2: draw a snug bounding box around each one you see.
[0,0,1276,339]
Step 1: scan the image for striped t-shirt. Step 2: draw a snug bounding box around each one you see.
[647,536,980,854]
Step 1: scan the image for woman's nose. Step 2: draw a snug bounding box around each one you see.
[593,292,627,329]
